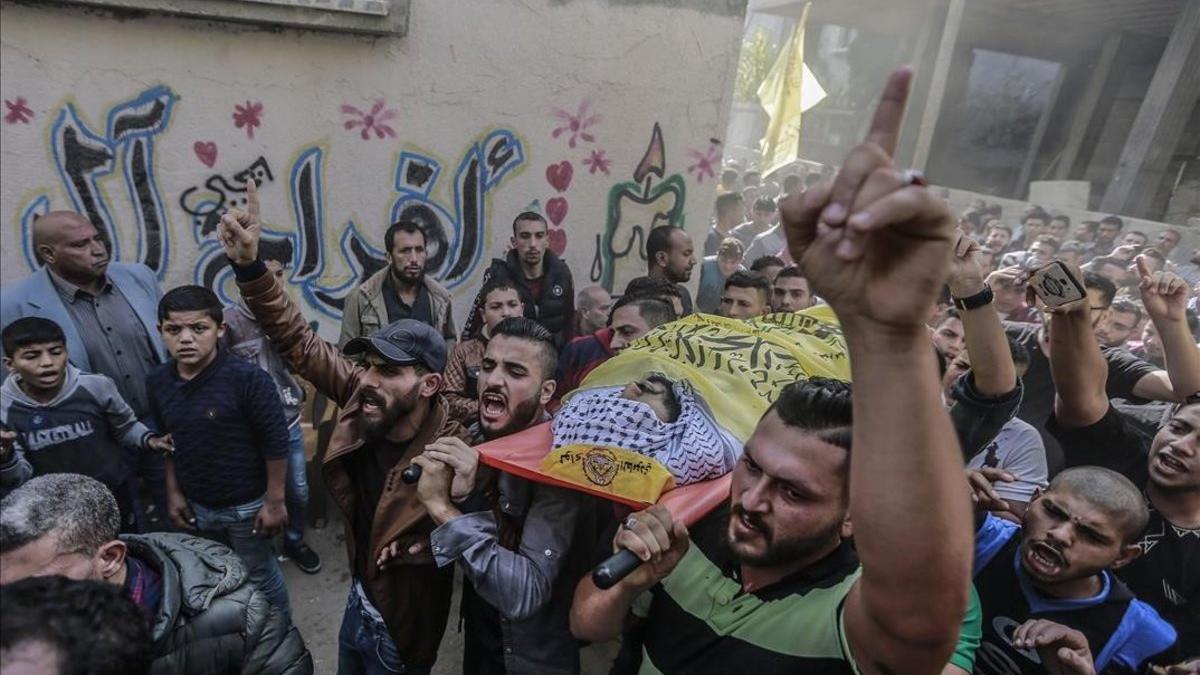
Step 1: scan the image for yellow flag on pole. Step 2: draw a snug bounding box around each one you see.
[757,2,826,176]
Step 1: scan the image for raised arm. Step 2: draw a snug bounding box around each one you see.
[1047,270,1110,428]
[1137,260,1200,401]
[781,67,971,675]
[947,236,1016,397]
[217,180,361,407]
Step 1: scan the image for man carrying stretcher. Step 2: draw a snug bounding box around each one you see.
[569,67,979,675]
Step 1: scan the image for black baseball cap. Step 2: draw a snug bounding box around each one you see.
[343,319,447,373]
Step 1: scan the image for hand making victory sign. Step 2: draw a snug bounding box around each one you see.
[781,67,956,332]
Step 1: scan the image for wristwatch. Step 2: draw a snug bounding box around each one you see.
[952,285,994,311]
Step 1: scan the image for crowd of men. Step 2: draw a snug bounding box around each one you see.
[0,68,1197,675]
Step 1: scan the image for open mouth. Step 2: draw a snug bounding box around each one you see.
[360,391,384,415]
[732,507,766,538]
[1155,452,1187,475]
[1024,541,1065,578]
[480,392,506,419]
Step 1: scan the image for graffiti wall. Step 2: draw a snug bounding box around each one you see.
[1,0,744,336]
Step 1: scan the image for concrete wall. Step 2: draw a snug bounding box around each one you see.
[0,0,746,337]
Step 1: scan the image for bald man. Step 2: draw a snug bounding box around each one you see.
[1,212,167,525]
[574,285,612,336]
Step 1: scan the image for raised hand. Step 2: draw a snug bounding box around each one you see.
[217,178,262,265]
[948,234,986,297]
[780,67,955,332]
[1138,257,1190,323]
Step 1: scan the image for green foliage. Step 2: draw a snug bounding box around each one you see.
[735,28,777,103]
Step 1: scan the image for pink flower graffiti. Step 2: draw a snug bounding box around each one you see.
[551,100,600,148]
[341,99,398,140]
[582,149,612,176]
[687,142,721,183]
[4,97,33,125]
[232,101,263,139]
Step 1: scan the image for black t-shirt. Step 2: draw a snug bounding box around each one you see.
[1007,324,1157,474]
[1048,407,1199,652]
[383,274,434,327]
[346,438,412,586]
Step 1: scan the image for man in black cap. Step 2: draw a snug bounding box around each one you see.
[215,179,473,674]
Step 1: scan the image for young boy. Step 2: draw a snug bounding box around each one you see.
[223,257,321,575]
[148,286,292,615]
[970,466,1178,673]
[441,278,524,425]
[0,317,170,525]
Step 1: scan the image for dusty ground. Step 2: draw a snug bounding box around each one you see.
[282,519,619,674]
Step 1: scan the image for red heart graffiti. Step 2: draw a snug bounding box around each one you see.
[193,141,218,168]
[548,228,567,256]
[546,197,568,226]
[545,161,573,193]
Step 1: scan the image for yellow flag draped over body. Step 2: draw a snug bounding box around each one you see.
[757,2,827,176]
[536,306,850,506]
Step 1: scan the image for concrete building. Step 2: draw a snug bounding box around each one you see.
[747,0,1199,225]
[0,0,748,335]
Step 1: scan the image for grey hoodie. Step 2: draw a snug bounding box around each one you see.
[1,365,151,492]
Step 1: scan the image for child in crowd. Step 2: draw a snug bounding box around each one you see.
[0,317,171,525]
[148,286,293,616]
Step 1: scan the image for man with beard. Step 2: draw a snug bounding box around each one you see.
[1043,264,1200,654]
[571,68,975,674]
[646,226,697,316]
[339,221,457,349]
[479,212,576,349]
[216,180,472,675]
[412,317,614,674]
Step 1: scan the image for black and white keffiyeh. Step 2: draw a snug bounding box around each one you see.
[551,381,742,485]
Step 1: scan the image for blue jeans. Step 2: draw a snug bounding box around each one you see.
[337,583,428,675]
[191,497,291,618]
[285,424,309,546]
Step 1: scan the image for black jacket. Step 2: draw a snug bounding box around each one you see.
[483,250,575,348]
[123,533,313,675]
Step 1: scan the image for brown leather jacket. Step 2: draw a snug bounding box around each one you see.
[237,268,470,668]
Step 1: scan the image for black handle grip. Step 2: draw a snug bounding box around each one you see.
[592,549,641,590]
[400,464,422,484]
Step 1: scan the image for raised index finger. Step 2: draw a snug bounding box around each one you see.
[245,178,259,220]
[1134,255,1150,281]
[865,66,913,157]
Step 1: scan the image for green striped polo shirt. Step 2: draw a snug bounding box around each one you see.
[632,504,983,674]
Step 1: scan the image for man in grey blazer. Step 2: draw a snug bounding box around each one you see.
[1,211,167,527]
